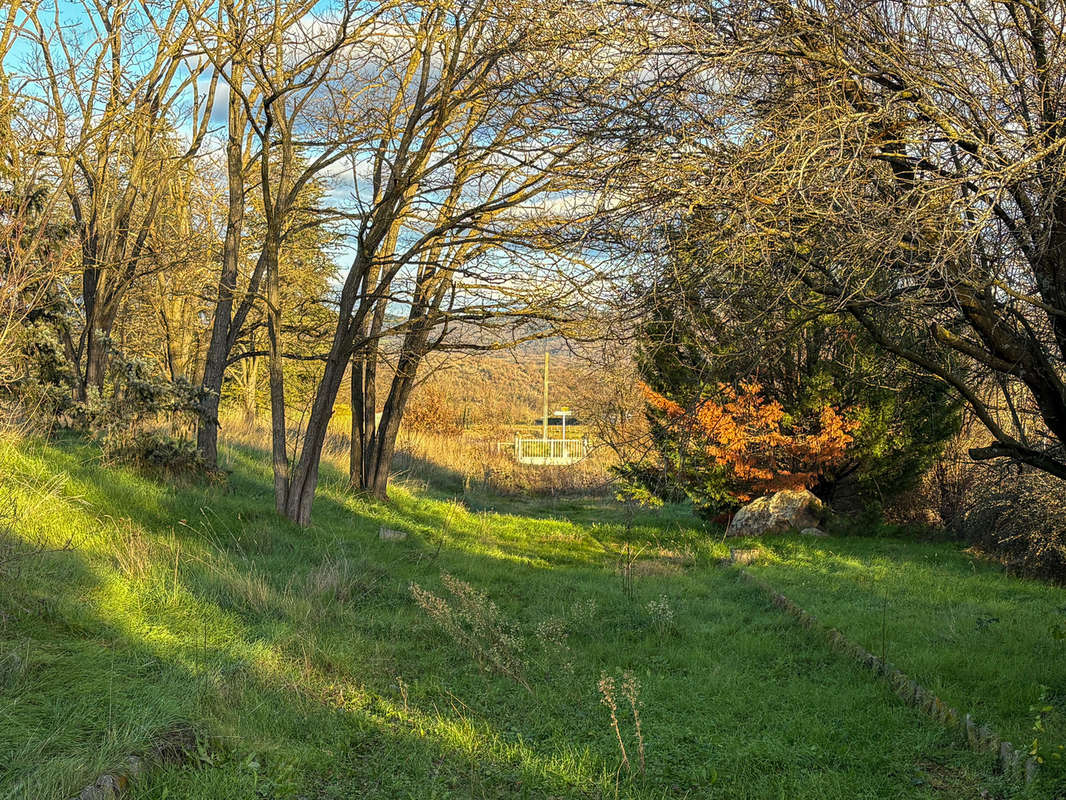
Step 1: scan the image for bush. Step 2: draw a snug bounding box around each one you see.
[956,468,1066,583]
[629,380,858,514]
[620,242,961,516]
[106,430,219,482]
[883,419,1066,582]
[885,421,988,531]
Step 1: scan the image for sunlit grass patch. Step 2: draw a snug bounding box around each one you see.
[0,435,1048,799]
[748,534,1066,760]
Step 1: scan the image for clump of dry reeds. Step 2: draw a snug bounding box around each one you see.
[410,573,530,690]
[220,407,616,498]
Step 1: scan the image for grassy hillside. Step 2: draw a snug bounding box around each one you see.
[0,434,1061,799]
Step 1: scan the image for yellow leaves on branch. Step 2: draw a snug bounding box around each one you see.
[639,381,858,501]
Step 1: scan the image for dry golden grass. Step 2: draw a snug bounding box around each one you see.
[219,409,614,499]
[392,428,614,496]
[219,409,615,497]
[109,519,152,581]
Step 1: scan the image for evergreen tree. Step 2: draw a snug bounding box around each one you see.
[621,233,962,517]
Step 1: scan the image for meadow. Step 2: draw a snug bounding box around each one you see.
[1,433,1063,799]
[748,537,1066,754]
[6,2,1066,797]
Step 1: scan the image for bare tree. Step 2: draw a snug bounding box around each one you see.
[22,0,218,400]
[190,0,382,512]
[270,0,619,522]
[191,0,260,465]
[1,3,77,397]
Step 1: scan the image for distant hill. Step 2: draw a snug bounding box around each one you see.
[333,344,592,430]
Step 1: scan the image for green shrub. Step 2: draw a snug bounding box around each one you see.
[621,293,960,517]
[105,430,218,482]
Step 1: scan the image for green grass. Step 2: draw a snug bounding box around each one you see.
[747,535,1066,759]
[0,434,1056,798]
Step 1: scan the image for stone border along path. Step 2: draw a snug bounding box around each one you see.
[67,724,198,800]
[729,558,1039,785]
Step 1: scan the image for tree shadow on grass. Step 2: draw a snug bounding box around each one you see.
[1,436,1014,800]
[748,534,1066,754]
[3,439,628,798]
[0,484,610,799]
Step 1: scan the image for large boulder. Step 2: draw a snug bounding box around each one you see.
[725,489,824,538]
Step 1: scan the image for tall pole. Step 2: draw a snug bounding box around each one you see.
[542,349,549,442]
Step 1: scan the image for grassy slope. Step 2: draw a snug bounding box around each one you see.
[0,435,1050,799]
[748,535,1066,754]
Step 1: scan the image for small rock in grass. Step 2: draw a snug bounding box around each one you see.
[965,714,978,745]
[905,680,919,705]
[923,693,939,716]
[78,775,120,800]
[1025,757,1039,783]
[123,756,144,778]
[913,685,928,707]
[379,526,408,541]
[978,725,995,749]
[999,741,1015,772]
[800,527,829,537]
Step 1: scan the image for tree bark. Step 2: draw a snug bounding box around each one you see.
[197,63,247,465]
[283,335,352,525]
[264,233,289,516]
[353,320,432,499]
[350,300,387,488]
[242,349,259,425]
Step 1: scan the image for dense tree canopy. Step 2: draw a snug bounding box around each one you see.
[591,0,1066,482]
[619,228,962,514]
[5,0,1066,528]
[0,0,629,523]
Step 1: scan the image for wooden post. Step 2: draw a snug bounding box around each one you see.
[542,349,549,442]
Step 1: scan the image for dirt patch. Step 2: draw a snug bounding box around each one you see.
[913,760,985,798]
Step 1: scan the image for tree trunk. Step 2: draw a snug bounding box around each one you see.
[82,298,119,400]
[349,301,387,488]
[82,326,108,397]
[282,323,363,524]
[363,357,421,500]
[196,68,246,466]
[349,349,371,489]
[264,234,289,516]
[242,351,258,425]
[198,333,229,463]
[354,321,429,499]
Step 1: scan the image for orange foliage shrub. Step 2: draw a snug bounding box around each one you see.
[640,381,858,501]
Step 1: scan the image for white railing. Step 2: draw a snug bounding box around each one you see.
[513,437,588,464]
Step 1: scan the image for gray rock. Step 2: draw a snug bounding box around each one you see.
[726,489,824,537]
[800,527,829,537]
[123,756,144,779]
[999,741,1015,772]
[76,775,121,800]
[1025,757,1039,783]
[379,526,408,541]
